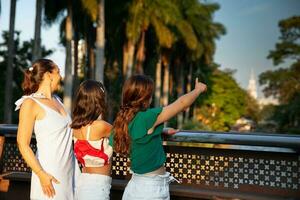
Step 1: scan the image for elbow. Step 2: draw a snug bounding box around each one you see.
[16,136,22,147]
[16,138,28,153]
[16,139,22,151]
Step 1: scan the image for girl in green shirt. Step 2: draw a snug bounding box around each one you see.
[112,75,206,200]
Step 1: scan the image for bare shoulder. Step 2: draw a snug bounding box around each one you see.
[94,120,112,130]
[20,98,38,113]
[93,120,112,137]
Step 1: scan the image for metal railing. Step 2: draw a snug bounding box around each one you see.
[1,124,300,200]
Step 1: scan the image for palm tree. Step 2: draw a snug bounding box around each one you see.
[154,55,162,107]
[64,0,73,112]
[95,0,105,83]
[32,0,44,62]
[124,0,184,76]
[165,0,225,126]
[44,0,74,112]
[123,0,198,109]
[4,0,17,123]
[80,0,105,83]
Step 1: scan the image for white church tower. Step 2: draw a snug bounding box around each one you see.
[247,69,257,99]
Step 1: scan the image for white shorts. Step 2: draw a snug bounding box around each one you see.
[122,172,177,200]
[75,173,111,200]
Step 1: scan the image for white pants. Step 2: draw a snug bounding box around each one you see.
[122,172,177,200]
[75,173,111,200]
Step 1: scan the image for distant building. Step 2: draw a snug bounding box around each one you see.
[247,69,278,107]
[258,96,279,107]
[231,117,255,132]
[247,69,257,99]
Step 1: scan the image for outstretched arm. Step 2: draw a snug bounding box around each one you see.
[148,78,206,134]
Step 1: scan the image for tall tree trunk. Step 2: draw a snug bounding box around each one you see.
[95,0,105,83]
[162,57,169,107]
[176,62,184,129]
[4,0,17,123]
[89,45,95,79]
[32,0,43,62]
[155,56,162,107]
[185,63,193,121]
[126,41,135,79]
[135,31,145,74]
[122,43,128,77]
[73,32,79,96]
[63,1,73,113]
[162,54,170,127]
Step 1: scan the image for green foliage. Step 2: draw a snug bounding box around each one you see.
[44,0,67,26]
[260,62,300,104]
[80,0,98,22]
[182,119,211,131]
[195,69,247,131]
[28,0,226,127]
[259,16,300,134]
[0,31,52,123]
[267,16,300,66]
[244,92,260,123]
[270,93,300,134]
[173,0,226,63]
[126,0,183,47]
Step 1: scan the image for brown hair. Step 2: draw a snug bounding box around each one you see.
[22,59,56,95]
[70,80,106,129]
[113,75,154,155]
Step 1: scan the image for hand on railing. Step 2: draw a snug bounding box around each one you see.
[163,128,179,135]
[37,170,60,198]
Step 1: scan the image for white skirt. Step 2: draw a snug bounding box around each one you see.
[75,173,112,200]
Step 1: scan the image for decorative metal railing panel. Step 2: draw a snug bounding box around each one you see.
[110,146,300,198]
[1,124,300,199]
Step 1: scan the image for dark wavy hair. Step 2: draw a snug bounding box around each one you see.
[22,59,56,95]
[113,75,154,155]
[70,80,107,129]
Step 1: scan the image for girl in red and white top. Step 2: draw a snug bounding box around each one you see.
[70,80,113,200]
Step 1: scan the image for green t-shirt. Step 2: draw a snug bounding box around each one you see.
[109,107,165,174]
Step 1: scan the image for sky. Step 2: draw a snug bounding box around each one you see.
[212,0,300,97]
[0,0,65,73]
[0,0,300,98]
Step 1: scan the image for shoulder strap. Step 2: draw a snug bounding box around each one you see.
[86,125,91,140]
[53,95,63,105]
[14,95,46,111]
[100,138,105,150]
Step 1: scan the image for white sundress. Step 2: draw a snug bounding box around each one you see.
[15,95,78,200]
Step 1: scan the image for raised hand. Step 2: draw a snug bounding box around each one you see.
[195,78,207,93]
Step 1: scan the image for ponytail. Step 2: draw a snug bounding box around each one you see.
[21,59,56,95]
[113,106,140,155]
[113,75,154,155]
[22,69,39,95]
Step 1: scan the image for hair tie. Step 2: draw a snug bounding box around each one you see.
[29,67,34,72]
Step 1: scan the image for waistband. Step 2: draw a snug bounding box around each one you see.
[143,166,166,176]
[131,171,181,184]
[79,173,112,183]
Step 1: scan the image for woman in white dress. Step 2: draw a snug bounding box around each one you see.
[16,59,76,199]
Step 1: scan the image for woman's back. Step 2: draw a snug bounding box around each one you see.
[70,80,113,200]
[73,120,112,175]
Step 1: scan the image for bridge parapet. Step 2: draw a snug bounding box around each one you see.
[1,124,300,199]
